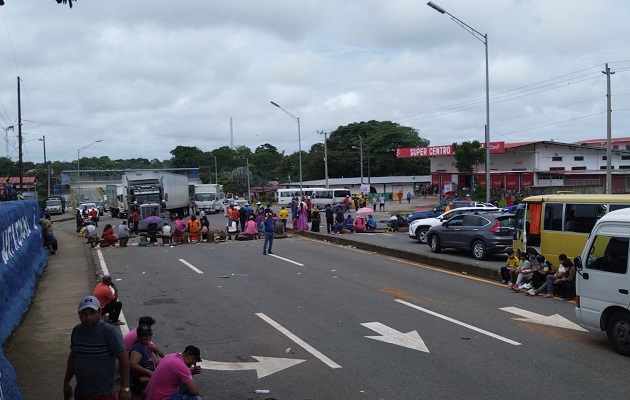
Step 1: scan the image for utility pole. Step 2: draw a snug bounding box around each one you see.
[602,63,615,194]
[18,77,23,191]
[318,131,329,188]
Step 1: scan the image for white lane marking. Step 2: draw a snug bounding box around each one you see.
[396,299,521,346]
[97,249,129,335]
[362,322,430,353]
[269,254,304,266]
[199,356,306,379]
[179,258,204,274]
[500,307,588,331]
[256,313,342,369]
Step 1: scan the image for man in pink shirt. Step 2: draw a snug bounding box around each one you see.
[145,346,202,400]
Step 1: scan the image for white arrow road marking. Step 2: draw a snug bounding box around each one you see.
[499,307,588,331]
[256,313,342,369]
[269,254,304,266]
[396,299,521,345]
[179,258,204,274]
[198,356,306,379]
[362,322,430,353]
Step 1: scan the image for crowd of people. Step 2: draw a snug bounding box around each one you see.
[499,248,576,300]
[64,278,204,399]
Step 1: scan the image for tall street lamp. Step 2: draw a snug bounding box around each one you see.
[270,101,303,199]
[4,125,13,158]
[427,1,491,202]
[77,140,102,204]
[39,136,50,198]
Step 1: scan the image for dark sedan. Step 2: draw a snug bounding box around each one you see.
[426,211,515,260]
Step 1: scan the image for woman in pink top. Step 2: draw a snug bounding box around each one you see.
[354,216,366,233]
[245,216,258,235]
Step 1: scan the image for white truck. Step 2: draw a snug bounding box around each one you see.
[105,184,128,219]
[193,184,224,214]
[122,171,190,227]
[575,207,630,356]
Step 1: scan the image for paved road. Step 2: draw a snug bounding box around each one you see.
[78,214,628,399]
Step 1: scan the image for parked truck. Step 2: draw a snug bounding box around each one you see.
[192,184,224,214]
[105,184,128,219]
[122,171,190,227]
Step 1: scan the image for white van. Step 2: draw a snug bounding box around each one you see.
[575,207,630,356]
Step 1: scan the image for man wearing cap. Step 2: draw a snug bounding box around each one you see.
[93,275,124,325]
[145,346,202,400]
[64,296,130,400]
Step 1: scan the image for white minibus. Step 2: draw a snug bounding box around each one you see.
[575,207,630,356]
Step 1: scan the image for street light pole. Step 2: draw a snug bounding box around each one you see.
[428,1,491,202]
[358,135,364,185]
[270,101,303,199]
[39,135,49,197]
[77,140,103,204]
[4,125,13,158]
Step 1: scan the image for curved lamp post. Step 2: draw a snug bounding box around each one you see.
[428,1,491,202]
[77,140,102,204]
[270,101,303,199]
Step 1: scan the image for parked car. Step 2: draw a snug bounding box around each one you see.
[408,206,500,244]
[45,198,64,215]
[425,211,515,260]
[405,201,493,225]
[78,202,98,216]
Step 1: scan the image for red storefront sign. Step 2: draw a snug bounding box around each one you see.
[397,142,505,158]
[521,172,534,188]
[505,174,519,190]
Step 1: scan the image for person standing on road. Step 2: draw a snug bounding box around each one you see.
[93,275,125,325]
[406,191,412,204]
[379,195,385,212]
[132,209,140,234]
[145,346,202,400]
[324,204,334,234]
[262,212,276,255]
[311,206,321,232]
[279,206,289,230]
[63,295,130,400]
[75,208,83,232]
[397,189,403,204]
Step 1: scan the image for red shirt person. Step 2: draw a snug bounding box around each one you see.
[93,275,125,325]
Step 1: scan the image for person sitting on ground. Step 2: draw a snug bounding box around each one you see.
[499,249,519,284]
[101,224,118,247]
[40,215,58,254]
[187,215,201,243]
[199,215,210,241]
[354,216,366,233]
[388,214,399,232]
[529,255,552,292]
[245,215,258,235]
[344,214,355,233]
[528,254,571,297]
[366,214,377,230]
[129,324,161,396]
[509,251,532,291]
[124,316,165,357]
[161,222,172,245]
[118,221,130,247]
[93,275,124,325]
[145,346,202,400]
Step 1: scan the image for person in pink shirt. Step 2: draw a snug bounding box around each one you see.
[124,316,165,357]
[245,215,258,235]
[145,346,202,400]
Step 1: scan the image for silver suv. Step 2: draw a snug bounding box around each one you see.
[425,211,515,260]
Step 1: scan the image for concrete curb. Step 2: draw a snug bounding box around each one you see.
[293,230,500,281]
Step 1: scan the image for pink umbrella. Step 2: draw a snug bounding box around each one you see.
[356,207,374,213]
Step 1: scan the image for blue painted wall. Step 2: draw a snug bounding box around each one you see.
[0,200,48,400]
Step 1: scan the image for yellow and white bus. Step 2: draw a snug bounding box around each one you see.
[513,194,630,262]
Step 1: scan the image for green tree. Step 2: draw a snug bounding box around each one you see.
[452,140,485,191]
[327,121,430,179]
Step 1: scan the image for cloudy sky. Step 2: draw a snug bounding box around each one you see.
[0,0,629,166]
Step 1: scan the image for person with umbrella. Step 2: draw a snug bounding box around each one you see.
[143,214,163,245]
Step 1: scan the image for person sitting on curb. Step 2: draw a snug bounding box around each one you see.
[354,216,366,233]
[101,224,118,247]
[366,214,377,230]
[40,215,58,254]
[93,275,125,325]
[344,214,355,233]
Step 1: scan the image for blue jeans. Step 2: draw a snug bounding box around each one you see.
[169,385,201,400]
[263,232,274,252]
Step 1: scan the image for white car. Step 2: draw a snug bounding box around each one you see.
[408,206,500,244]
[78,202,98,215]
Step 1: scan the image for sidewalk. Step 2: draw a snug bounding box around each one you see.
[4,216,97,400]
